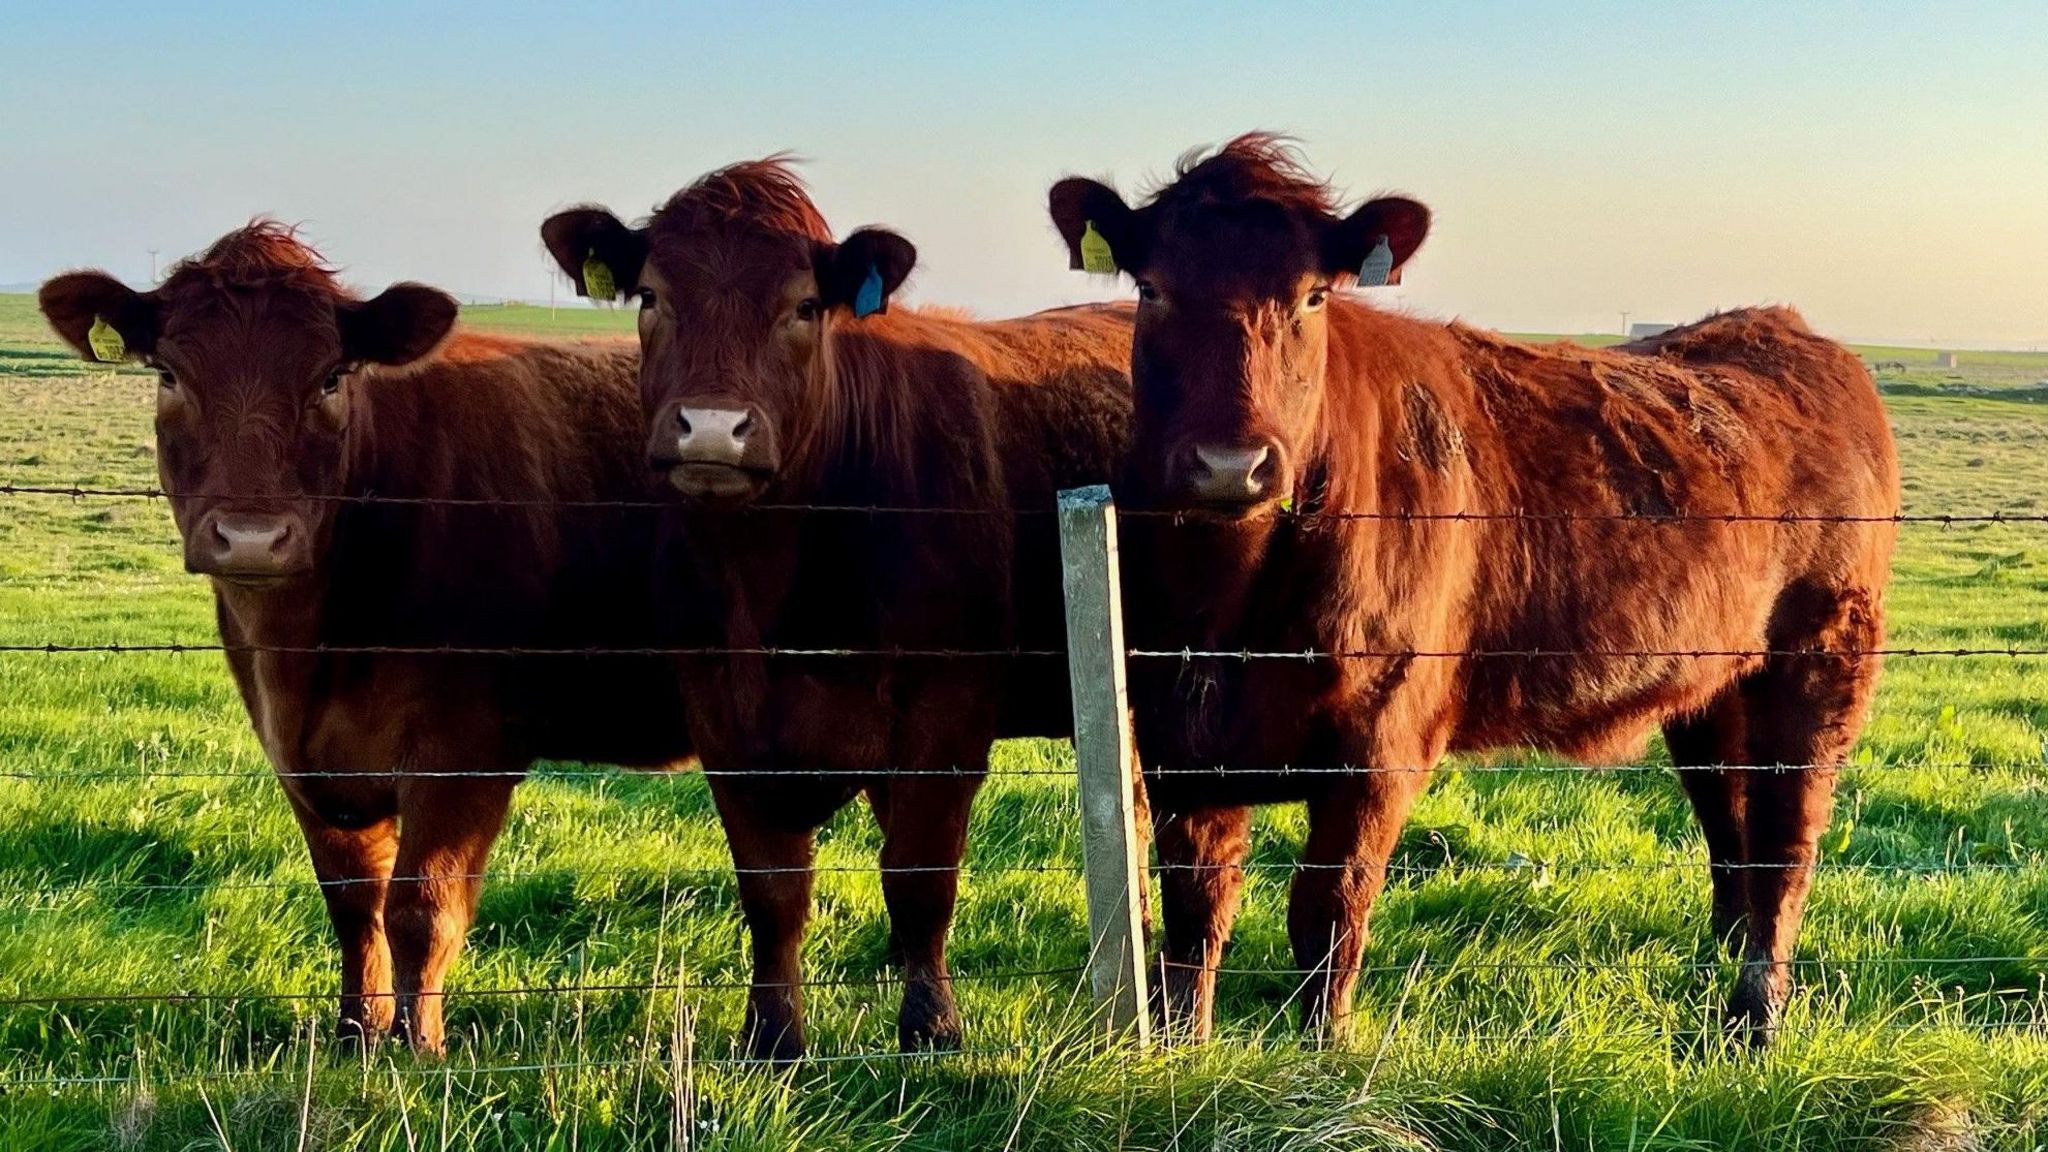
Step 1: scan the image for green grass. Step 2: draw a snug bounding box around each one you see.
[2,294,2046,1149]
[457,300,647,336]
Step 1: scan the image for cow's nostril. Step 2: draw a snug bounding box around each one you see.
[1187,444,1280,502]
[675,409,693,434]
[731,414,754,441]
[1245,446,1274,492]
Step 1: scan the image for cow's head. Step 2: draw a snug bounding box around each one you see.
[39,222,456,584]
[543,159,914,504]
[1050,134,1428,515]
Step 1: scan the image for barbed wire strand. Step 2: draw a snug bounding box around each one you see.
[9,1017,2047,1091]
[5,953,2041,1012]
[0,1042,1056,1089]
[0,966,1088,1008]
[12,854,2045,901]
[1125,645,2047,661]
[6,482,2048,526]
[0,641,1063,658]
[4,641,2043,659]
[0,758,2032,784]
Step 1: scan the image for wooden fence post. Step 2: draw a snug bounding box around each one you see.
[1056,484,1150,1043]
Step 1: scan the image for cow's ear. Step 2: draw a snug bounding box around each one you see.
[1048,177,1145,276]
[541,207,647,302]
[39,271,158,363]
[338,283,458,366]
[817,227,916,317]
[1324,196,1430,286]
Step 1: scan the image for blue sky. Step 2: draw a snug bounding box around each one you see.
[4,1,2044,343]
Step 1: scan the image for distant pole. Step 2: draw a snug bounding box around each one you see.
[1057,484,1151,1044]
[1620,311,1632,337]
[148,249,159,283]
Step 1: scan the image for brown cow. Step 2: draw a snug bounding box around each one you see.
[542,160,1131,1060]
[39,224,692,1054]
[1050,135,1898,1047]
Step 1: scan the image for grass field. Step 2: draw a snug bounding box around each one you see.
[2,291,2046,1150]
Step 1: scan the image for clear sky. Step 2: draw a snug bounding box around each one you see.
[4,2,2044,344]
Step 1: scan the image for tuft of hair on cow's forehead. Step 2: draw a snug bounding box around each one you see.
[1132,134,1353,295]
[649,158,833,243]
[1145,133,1342,217]
[137,224,354,371]
[642,159,836,305]
[163,220,350,300]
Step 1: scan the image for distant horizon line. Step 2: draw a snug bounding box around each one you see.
[3,284,2042,355]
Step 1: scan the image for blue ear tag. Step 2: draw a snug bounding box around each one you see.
[853,264,885,318]
[1357,234,1395,288]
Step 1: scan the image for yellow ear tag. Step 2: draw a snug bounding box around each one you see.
[1356,235,1395,288]
[581,252,617,301]
[87,316,126,362]
[1079,220,1117,275]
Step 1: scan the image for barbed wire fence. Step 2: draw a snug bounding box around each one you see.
[1,480,2045,1094]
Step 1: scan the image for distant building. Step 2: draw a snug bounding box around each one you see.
[1936,351,1962,369]
[1628,322,1677,339]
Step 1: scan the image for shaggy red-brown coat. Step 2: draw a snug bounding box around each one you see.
[544,161,1131,1060]
[41,225,692,1053]
[1051,136,1898,1046]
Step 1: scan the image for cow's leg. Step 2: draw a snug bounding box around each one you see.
[1728,586,1883,1047]
[870,773,982,1050]
[707,779,817,1063]
[1664,689,1752,952]
[875,677,993,1050]
[386,773,518,1056]
[1153,804,1252,1042]
[284,788,398,1047]
[1289,761,1434,1045]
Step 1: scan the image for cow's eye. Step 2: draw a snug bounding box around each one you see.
[156,369,177,389]
[637,288,657,310]
[795,298,822,322]
[1135,281,1160,303]
[322,369,345,396]
[1303,287,1330,312]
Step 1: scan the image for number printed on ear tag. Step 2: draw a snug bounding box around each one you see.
[1357,235,1395,288]
[854,264,885,318]
[1079,220,1117,275]
[87,316,126,362]
[581,252,616,301]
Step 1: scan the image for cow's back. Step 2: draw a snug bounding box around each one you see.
[906,304,1134,737]
[1423,307,1899,755]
